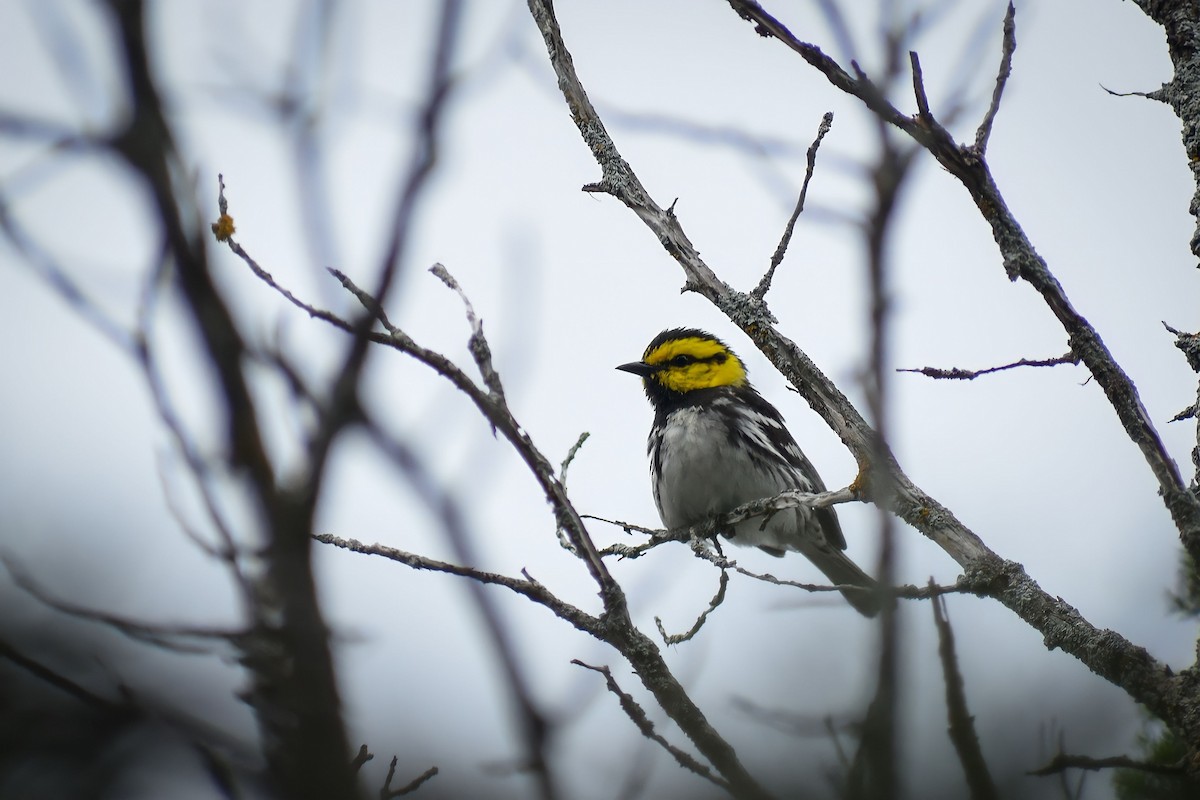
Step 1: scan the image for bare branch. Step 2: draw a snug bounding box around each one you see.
[1170,405,1196,423]
[909,51,934,123]
[362,410,559,799]
[1166,321,1200,372]
[327,267,395,330]
[726,0,1200,568]
[317,519,774,796]
[154,454,231,561]
[351,745,373,772]
[593,517,964,604]
[570,660,731,793]
[0,635,132,712]
[655,570,729,645]
[594,486,857,559]
[430,262,505,400]
[139,298,256,604]
[381,758,439,798]
[1165,318,1200,562]
[0,192,136,354]
[753,111,833,300]
[732,699,854,744]
[214,186,362,339]
[932,590,999,800]
[313,533,602,634]
[1102,84,1170,103]
[898,351,1077,380]
[526,0,765,328]
[305,220,776,795]
[2,555,240,654]
[558,431,590,484]
[0,109,99,150]
[1029,752,1187,778]
[1123,1,1200,261]
[973,2,1016,154]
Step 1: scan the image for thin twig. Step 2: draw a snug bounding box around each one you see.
[732,697,850,739]
[570,660,731,793]
[973,2,1016,155]
[155,454,230,561]
[1165,322,1200,486]
[1165,321,1200,372]
[898,351,1077,380]
[0,635,132,712]
[909,51,934,123]
[825,715,852,772]
[137,263,253,601]
[753,112,833,300]
[381,758,439,798]
[327,267,395,330]
[2,555,240,654]
[655,569,729,644]
[535,0,1193,755]
[316,521,766,797]
[589,512,964,601]
[360,410,558,797]
[593,486,858,559]
[932,588,999,800]
[1101,84,1169,104]
[556,432,591,556]
[0,193,135,353]
[314,533,603,633]
[724,0,1200,571]
[1028,752,1187,777]
[430,263,506,400]
[351,745,374,772]
[558,432,590,484]
[1170,404,1197,423]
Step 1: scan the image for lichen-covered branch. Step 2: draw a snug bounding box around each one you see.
[724,0,1200,573]
[238,241,773,796]
[1126,0,1200,264]
[898,351,1077,380]
[525,0,1200,764]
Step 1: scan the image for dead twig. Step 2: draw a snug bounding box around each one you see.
[655,569,729,645]
[1029,752,1187,778]
[753,111,834,300]
[381,758,439,798]
[570,660,731,793]
[932,588,999,800]
[972,2,1016,154]
[898,351,1077,380]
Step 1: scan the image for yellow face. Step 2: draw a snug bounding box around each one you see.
[643,334,747,392]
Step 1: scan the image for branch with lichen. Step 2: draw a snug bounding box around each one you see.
[220,196,774,795]
[525,0,1198,762]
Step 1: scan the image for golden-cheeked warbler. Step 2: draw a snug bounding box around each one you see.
[618,328,879,616]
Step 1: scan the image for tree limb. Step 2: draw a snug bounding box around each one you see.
[723,0,1200,568]
[526,0,1196,760]
[898,351,1077,380]
[932,592,999,800]
[1029,752,1187,778]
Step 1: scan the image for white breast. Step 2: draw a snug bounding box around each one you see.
[651,405,818,552]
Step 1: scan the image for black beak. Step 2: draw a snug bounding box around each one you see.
[616,361,656,377]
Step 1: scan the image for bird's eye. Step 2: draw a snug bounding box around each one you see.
[670,354,694,367]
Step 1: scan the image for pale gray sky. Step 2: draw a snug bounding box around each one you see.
[0,1,1195,798]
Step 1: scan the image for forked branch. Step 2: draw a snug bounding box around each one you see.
[526,0,1194,756]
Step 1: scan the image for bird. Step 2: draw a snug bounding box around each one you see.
[617,328,879,616]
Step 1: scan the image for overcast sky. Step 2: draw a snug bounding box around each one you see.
[1,1,1196,798]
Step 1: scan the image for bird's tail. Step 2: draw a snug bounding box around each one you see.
[802,545,882,618]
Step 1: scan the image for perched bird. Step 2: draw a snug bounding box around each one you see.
[617,328,879,616]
